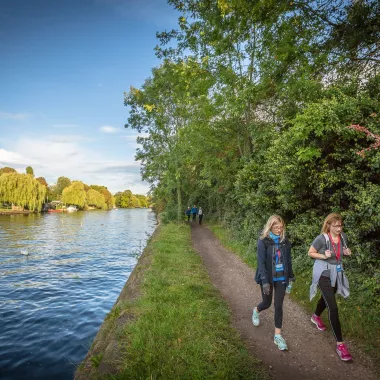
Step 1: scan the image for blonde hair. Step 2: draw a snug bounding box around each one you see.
[260,215,286,241]
[321,213,343,234]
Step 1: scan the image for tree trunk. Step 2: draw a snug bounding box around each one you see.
[176,175,182,222]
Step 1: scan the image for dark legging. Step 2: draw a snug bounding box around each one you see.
[315,275,343,342]
[257,281,286,329]
[199,214,203,225]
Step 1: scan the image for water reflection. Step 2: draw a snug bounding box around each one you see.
[0,209,156,380]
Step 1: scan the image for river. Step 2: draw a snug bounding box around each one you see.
[0,209,157,380]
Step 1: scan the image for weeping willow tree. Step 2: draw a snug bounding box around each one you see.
[86,189,107,210]
[61,181,86,208]
[0,172,46,211]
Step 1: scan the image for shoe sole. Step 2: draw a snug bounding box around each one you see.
[311,316,327,331]
[336,351,353,361]
[274,341,288,351]
[252,317,260,326]
[252,310,260,326]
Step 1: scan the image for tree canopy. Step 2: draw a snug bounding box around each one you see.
[61,181,86,208]
[0,168,122,211]
[114,190,149,209]
[124,0,380,331]
[0,172,46,211]
[0,167,16,175]
[25,166,34,176]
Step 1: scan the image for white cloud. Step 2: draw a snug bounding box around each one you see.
[100,126,120,133]
[0,148,35,167]
[0,112,30,120]
[0,136,149,194]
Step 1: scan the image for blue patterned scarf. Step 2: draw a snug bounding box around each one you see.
[269,231,280,245]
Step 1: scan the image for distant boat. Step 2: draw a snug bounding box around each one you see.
[21,249,29,256]
[113,207,118,210]
[66,206,78,212]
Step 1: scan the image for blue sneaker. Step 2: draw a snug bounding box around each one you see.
[274,334,288,350]
[252,308,260,326]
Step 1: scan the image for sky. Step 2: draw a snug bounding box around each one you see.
[0,0,180,195]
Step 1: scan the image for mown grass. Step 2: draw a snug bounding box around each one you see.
[110,223,269,380]
[208,223,380,365]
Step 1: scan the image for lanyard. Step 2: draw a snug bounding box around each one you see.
[328,233,341,261]
[274,243,281,260]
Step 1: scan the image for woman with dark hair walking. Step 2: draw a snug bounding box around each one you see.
[308,212,352,361]
[252,215,295,350]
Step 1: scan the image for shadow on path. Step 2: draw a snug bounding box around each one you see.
[190,223,378,380]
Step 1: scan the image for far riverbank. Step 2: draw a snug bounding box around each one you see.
[0,209,33,215]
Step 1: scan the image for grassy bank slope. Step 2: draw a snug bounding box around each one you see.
[76,223,268,379]
[209,223,380,365]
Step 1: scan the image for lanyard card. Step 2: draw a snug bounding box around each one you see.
[276,263,284,272]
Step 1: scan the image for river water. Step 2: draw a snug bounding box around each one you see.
[0,209,156,380]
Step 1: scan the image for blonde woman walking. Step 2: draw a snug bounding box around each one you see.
[252,215,295,350]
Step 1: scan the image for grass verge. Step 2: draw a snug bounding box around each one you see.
[106,223,269,379]
[208,223,380,366]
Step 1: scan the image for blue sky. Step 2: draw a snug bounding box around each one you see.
[0,0,179,195]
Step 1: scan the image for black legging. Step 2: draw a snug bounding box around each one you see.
[257,281,286,329]
[192,213,196,221]
[199,214,203,224]
[315,275,343,342]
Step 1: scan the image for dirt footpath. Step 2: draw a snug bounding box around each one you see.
[191,223,378,380]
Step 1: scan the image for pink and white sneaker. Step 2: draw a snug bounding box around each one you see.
[311,314,327,331]
[336,343,353,361]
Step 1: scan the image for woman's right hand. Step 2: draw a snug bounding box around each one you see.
[262,283,270,295]
[325,249,332,258]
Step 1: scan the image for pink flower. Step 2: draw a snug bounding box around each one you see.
[347,124,380,157]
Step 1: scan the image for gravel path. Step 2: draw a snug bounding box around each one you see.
[191,223,378,380]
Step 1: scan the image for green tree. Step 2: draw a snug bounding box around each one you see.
[135,194,148,208]
[25,166,34,176]
[0,172,46,211]
[36,176,53,203]
[125,59,214,220]
[131,195,140,208]
[86,188,107,209]
[55,176,71,198]
[61,181,86,208]
[0,167,17,175]
[90,185,114,209]
[36,177,48,186]
[114,190,133,208]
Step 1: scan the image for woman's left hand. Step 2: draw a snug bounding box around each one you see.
[343,248,352,256]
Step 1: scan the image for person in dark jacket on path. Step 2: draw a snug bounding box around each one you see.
[252,215,295,351]
[185,207,191,222]
[191,205,198,222]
